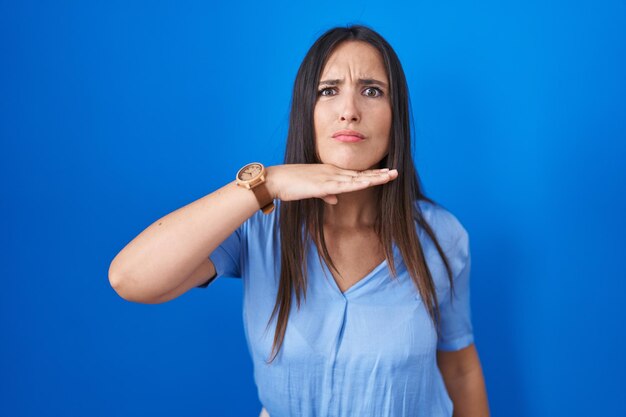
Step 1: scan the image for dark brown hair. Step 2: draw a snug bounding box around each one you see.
[265,24,456,363]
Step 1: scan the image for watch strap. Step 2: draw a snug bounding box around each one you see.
[252,182,274,214]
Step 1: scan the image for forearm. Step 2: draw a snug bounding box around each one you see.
[445,368,490,417]
[109,179,261,302]
[108,163,397,303]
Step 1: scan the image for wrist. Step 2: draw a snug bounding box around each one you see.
[264,165,280,200]
[234,162,276,214]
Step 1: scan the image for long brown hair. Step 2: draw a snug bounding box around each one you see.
[265,24,456,363]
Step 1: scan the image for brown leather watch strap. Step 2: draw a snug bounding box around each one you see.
[252,182,274,214]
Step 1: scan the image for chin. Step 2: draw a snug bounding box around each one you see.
[323,157,382,171]
[317,145,387,170]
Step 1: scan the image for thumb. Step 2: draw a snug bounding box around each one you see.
[322,194,338,205]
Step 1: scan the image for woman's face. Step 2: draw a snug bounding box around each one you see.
[313,41,392,171]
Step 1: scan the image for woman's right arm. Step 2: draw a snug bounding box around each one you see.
[108,177,262,303]
[108,164,397,303]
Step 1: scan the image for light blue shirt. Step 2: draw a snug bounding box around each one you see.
[205,199,474,417]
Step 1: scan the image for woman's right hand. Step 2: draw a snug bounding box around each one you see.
[265,164,399,205]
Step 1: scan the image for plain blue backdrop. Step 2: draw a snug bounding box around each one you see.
[2,1,625,416]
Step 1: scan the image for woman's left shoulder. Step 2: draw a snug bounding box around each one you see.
[414,199,471,289]
[414,199,469,255]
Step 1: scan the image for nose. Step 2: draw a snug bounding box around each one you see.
[339,92,360,123]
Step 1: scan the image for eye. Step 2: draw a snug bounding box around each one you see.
[318,87,336,97]
[363,87,383,98]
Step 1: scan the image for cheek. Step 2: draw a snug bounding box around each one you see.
[374,107,392,132]
[313,106,336,147]
[313,106,323,138]
[314,104,331,127]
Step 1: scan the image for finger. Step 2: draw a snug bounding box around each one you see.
[365,170,399,184]
[334,171,397,188]
[358,170,395,177]
[335,167,388,177]
[359,168,392,175]
[333,169,396,182]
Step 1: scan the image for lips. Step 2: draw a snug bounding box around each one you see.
[332,129,365,143]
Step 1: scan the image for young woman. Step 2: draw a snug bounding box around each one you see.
[109,25,490,417]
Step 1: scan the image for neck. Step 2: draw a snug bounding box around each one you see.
[323,186,381,229]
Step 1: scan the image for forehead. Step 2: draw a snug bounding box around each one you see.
[320,41,387,80]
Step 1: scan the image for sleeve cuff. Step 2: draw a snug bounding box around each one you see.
[196,271,218,288]
[437,334,475,351]
[196,245,240,289]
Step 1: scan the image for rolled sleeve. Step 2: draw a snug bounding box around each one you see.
[436,232,474,351]
[197,226,244,288]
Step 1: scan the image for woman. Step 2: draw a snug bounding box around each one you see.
[109,25,490,417]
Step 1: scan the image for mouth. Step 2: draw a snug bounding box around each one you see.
[332,135,365,143]
[332,129,365,143]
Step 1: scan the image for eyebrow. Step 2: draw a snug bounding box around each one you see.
[318,78,388,88]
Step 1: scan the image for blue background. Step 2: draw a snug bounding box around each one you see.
[2,1,625,416]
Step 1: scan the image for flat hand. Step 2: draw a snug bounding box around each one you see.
[265,164,399,205]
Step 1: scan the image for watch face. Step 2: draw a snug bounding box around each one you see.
[237,163,263,181]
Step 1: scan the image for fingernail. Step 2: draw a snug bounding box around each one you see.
[379,168,389,172]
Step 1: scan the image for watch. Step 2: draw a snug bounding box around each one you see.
[235,162,275,214]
